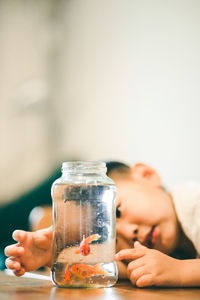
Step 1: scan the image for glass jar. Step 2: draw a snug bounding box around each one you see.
[51,161,118,288]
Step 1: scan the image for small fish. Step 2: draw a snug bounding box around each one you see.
[71,263,110,280]
[64,263,71,281]
[75,234,101,256]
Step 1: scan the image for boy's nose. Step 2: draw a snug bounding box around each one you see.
[132,226,139,241]
[132,228,138,242]
[117,222,139,242]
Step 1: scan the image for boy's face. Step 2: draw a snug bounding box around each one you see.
[110,166,179,255]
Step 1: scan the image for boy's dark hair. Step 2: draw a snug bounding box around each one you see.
[105,161,130,176]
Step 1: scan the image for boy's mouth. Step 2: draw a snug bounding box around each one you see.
[144,225,156,248]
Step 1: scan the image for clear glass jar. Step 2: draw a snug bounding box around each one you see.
[51,161,118,288]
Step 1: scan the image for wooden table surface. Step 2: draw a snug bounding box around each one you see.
[1,271,200,300]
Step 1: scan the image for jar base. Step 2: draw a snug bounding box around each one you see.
[52,275,117,288]
[51,261,118,288]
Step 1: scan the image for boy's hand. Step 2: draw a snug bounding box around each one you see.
[115,241,181,287]
[4,227,53,276]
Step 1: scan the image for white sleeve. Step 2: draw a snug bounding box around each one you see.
[171,182,200,257]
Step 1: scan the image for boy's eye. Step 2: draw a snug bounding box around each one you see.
[116,206,121,218]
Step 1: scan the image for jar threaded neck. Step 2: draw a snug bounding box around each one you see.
[61,161,107,175]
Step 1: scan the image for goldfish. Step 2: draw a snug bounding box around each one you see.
[71,263,110,280]
[64,263,71,281]
[75,234,101,256]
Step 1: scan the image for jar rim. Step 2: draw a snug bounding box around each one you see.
[61,161,107,174]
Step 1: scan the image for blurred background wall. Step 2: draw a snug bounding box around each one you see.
[1,0,200,204]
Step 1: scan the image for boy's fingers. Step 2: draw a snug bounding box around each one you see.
[14,267,26,277]
[4,245,24,257]
[129,266,148,285]
[12,230,27,243]
[38,226,53,236]
[5,258,21,271]
[136,274,154,287]
[34,228,53,249]
[127,258,145,277]
[134,241,147,248]
[115,246,147,261]
[42,226,53,236]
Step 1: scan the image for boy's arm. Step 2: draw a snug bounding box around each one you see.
[29,206,52,231]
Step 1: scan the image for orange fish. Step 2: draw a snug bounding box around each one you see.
[64,263,71,281]
[75,234,101,256]
[71,263,110,280]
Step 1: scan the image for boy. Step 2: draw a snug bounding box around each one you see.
[4,162,200,287]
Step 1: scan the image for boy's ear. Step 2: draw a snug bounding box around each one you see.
[130,163,161,187]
